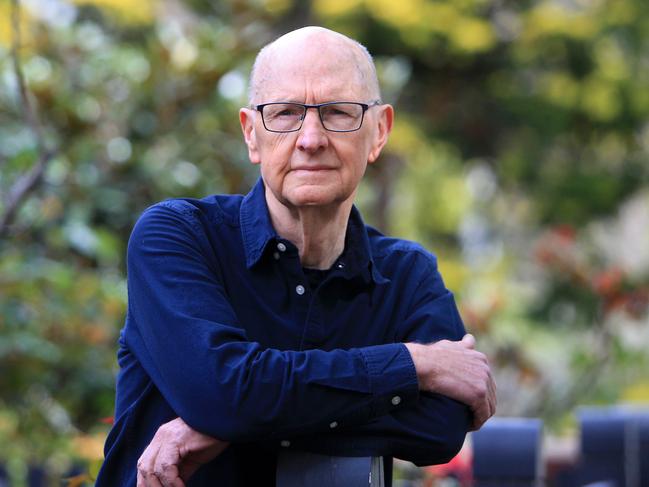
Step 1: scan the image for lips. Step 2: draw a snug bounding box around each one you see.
[291,166,335,171]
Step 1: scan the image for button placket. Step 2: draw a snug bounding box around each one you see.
[299,293,327,349]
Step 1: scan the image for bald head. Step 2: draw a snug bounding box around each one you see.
[248,26,381,105]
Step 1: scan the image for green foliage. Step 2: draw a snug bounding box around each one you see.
[1,0,648,482]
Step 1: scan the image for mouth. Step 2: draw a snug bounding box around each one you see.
[291,166,335,172]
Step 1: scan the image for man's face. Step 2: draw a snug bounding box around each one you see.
[240,42,392,211]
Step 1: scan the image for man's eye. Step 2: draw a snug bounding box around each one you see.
[267,105,302,119]
[277,109,300,117]
[322,105,354,117]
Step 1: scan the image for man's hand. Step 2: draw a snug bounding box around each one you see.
[405,334,496,430]
[137,417,229,487]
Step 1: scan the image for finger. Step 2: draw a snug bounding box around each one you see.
[470,381,492,431]
[138,449,160,487]
[471,404,488,431]
[138,429,166,487]
[137,470,146,487]
[474,388,497,430]
[157,464,185,487]
[461,334,476,349]
[138,470,164,487]
[475,394,493,430]
[149,475,164,487]
[153,446,185,487]
[487,375,497,416]
[483,368,496,410]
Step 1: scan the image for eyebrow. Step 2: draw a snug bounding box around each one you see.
[257,92,364,103]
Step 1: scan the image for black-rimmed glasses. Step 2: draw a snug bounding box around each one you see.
[255,101,381,133]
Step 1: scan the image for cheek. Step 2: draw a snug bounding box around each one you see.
[259,135,295,177]
[340,140,371,173]
[258,134,292,158]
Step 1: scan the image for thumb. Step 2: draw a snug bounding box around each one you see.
[461,334,476,349]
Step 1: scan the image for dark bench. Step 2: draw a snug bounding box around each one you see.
[472,417,544,487]
[276,451,385,487]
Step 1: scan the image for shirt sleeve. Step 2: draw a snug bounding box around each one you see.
[283,256,471,465]
[122,203,419,442]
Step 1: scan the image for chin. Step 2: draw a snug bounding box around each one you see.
[285,187,344,208]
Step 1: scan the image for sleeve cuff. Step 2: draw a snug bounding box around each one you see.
[359,343,420,416]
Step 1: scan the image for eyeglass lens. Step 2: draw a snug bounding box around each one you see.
[262,103,364,132]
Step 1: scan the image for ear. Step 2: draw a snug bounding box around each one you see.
[240,108,261,165]
[367,104,394,164]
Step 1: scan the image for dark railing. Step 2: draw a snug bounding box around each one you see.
[1,407,647,486]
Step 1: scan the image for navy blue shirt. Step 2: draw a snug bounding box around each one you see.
[97,179,470,486]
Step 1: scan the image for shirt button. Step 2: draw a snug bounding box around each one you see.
[336,262,345,269]
[295,284,305,295]
[277,242,287,252]
[391,396,402,406]
[329,421,338,429]
[273,252,280,260]
[280,440,291,447]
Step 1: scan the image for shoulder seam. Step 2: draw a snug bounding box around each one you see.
[373,243,437,265]
[150,200,203,232]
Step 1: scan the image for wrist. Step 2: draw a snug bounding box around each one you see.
[404,343,425,389]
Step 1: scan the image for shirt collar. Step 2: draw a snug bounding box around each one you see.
[240,178,278,269]
[239,178,389,285]
[338,206,390,286]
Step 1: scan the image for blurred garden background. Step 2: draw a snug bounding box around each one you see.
[1,0,649,484]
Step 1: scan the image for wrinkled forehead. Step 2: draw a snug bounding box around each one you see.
[260,66,366,102]
[253,39,372,103]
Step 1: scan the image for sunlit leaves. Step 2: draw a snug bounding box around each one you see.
[1,0,649,483]
[71,0,156,25]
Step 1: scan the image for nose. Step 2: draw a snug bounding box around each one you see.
[296,107,328,154]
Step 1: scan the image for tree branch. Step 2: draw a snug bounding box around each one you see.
[0,0,57,238]
[0,150,54,237]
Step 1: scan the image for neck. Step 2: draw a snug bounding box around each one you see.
[265,190,352,270]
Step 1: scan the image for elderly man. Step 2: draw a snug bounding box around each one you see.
[97,26,496,486]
